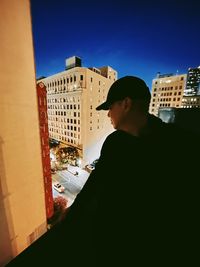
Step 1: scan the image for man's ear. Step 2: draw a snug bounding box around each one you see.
[123,97,133,111]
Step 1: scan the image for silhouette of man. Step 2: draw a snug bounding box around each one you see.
[64,76,198,266]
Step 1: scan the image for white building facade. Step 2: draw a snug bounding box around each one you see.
[40,57,117,166]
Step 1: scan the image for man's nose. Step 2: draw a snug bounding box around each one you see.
[107,110,110,117]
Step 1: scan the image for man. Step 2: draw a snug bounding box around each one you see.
[8,76,197,266]
[63,76,199,266]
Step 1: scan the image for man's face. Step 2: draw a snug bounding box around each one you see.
[107,100,125,129]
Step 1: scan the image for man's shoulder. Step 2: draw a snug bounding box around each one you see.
[105,130,131,140]
[103,130,136,145]
[149,113,200,139]
[100,130,136,156]
[164,121,200,139]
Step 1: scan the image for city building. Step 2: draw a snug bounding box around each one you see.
[181,95,200,108]
[181,66,200,108]
[0,0,47,265]
[184,66,200,96]
[39,56,117,166]
[149,72,187,116]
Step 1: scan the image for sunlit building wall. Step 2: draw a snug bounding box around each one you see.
[149,73,187,116]
[0,0,47,265]
[40,58,117,165]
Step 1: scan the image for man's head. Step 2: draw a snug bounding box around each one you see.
[96,76,151,134]
[96,76,151,111]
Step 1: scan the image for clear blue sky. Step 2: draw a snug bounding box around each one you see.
[30,0,200,89]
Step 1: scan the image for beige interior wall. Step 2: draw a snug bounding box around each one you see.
[0,0,47,265]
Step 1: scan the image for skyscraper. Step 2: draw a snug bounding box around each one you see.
[184,66,200,96]
[181,66,200,108]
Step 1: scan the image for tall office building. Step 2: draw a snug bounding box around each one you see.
[181,66,200,108]
[184,66,200,96]
[39,56,117,166]
[0,0,47,265]
[149,72,187,116]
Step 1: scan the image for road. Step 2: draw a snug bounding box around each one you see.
[52,167,89,207]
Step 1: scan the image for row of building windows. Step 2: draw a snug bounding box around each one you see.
[158,92,182,97]
[182,98,200,103]
[153,85,183,92]
[48,110,80,117]
[182,105,200,108]
[47,74,84,88]
[47,84,83,94]
[49,132,81,146]
[152,97,181,102]
[150,102,180,111]
[48,116,80,124]
[49,123,80,131]
[49,129,80,138]
[46,74,108,93]
[160,97,181,102]
[47,104,80,110]
[47,97,80,103]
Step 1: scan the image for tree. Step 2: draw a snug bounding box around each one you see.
[47,196,68,228]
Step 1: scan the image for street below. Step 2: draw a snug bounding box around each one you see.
[52,166,89,207]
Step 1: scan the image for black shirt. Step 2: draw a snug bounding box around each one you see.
[64,114,199,266]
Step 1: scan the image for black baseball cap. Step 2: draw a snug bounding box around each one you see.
[96,76,151,110]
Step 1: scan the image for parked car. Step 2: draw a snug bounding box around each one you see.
[91,159,99,166]
[85,164,95,173]
[85,159,99,173]
[53,182,65,193]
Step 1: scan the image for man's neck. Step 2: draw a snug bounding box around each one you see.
[121,113,148,137]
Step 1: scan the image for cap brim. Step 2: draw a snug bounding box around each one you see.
[96,101,109,111]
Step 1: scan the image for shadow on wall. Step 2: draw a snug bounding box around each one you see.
[0,136,16,266]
